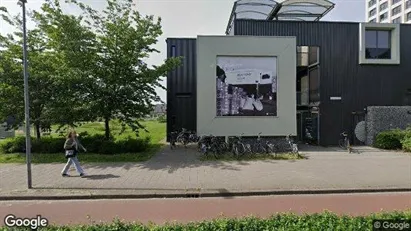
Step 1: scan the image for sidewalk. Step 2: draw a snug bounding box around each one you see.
[1,145,411,199]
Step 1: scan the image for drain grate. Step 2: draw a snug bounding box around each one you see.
[185,193,200,198]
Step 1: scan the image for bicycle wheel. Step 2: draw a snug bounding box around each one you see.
[292,144,299,154]
[233,144,245,158]
[338,139,346,149]
[219,142,228,154]
[266,143,275,154]
[251,143,262,154]
[200,143,208,155]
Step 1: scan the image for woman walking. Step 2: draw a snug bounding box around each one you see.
[62,131,87,177]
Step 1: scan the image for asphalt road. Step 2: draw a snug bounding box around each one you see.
[0,193,410,227]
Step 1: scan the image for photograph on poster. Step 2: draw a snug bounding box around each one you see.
[216,56,277,117]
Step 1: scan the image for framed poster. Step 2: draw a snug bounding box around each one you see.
[216,56,277,116]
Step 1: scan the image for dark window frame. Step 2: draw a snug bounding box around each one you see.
[392,5,402,16]
[407,12,411,21]
[392,0,401,5]
[380,12,388,21]
[369,0,377,7]
[380,2,388,11]
[392,16,402,23]
[365,30,392,60]
[369,8,377,17]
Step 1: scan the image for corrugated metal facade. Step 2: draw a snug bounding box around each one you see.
[234,20,411,145]
[166,38,197,140]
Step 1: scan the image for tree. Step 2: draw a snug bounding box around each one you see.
[35,0,181,139]
[0,6,80,139]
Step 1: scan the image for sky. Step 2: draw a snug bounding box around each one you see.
[0,0,366,102]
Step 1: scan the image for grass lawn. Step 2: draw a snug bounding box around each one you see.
[0,120,166,163]
[15,120,166,144]
[200,152,306,161]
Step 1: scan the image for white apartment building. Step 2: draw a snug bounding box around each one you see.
[366,0,411,23]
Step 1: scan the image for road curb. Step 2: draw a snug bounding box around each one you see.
[1,188,411,201]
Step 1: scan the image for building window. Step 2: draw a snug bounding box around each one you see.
[406,0,411,9]
[369,0,377,7]
[365,30,391,59]
[392,5,402,16]
[407,12,411,21]
[170,45,176,57]
[380,2,388,11]
[392,0,401,5]
[369,18,377,23]
[369,8,377,17]
[359,23,400,65]
[380,12,388,21]
[392,17,402,23]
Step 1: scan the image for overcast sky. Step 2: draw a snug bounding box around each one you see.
[0,0,366,101]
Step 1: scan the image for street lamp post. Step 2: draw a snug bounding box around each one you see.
[18,0,32,189]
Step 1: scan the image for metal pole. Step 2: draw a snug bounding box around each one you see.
[20,0,32,189]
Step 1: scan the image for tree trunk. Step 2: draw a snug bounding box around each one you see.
[35,123,41,140]
[104,118,110,140]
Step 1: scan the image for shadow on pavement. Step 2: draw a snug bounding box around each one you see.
[87,144,307,172]
[88,145,250,172]
[82,174,120,180]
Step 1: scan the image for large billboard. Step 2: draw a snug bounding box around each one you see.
[216,56,277,117]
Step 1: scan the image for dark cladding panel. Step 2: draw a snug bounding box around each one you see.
[166,38,197,140]
[235,20,411,145]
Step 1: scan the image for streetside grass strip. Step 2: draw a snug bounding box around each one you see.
[200,152,307,161]
[0,145,162,164]
[1,211,410,231]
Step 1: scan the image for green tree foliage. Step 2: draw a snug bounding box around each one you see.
[35,0,181,139]
[0,7,63,139]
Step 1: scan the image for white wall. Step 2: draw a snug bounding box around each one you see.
[196,36,297,137]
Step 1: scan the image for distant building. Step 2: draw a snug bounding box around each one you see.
[150,104,166,118]
[366,0,411,23]
[0,123,15,139]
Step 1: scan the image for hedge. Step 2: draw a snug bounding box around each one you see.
[374,129,406,150]
[1,211,410,231]
[0,133,151,154]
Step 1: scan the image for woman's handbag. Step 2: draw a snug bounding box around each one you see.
[65,149,75,158]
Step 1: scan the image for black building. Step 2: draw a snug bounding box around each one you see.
[166,0,411,146]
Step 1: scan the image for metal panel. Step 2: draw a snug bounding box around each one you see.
[166,38,197,141]
[234,20,411,145]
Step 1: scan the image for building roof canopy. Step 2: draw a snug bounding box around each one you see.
[226,0,335,34]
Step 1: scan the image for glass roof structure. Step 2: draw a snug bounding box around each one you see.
[226,0,335,34]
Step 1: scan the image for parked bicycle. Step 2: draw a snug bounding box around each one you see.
[339,131,352,153]
[230,133,252,158]
[176,128,191,148]
[197,135,224,157]
[188,131,199,143]
[252,132,276,155]
[169,131,178,150]
[198,135,212,154]
[286,134,299,154]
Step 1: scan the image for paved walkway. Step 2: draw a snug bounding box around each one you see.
[1,193,410,226]
[0,145,410,198]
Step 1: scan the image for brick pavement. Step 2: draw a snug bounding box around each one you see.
[0,145,410,198]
